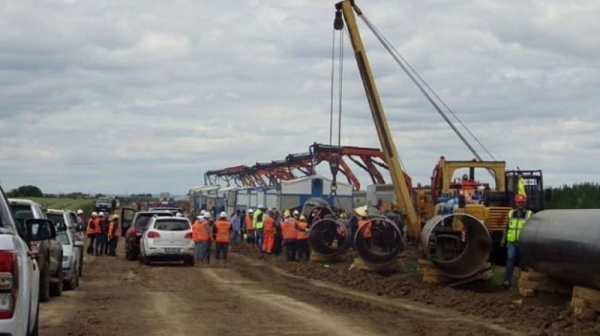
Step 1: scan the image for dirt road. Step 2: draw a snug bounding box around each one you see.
[38,244,598,336]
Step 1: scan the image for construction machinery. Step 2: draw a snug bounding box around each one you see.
[203,143,400,191]
[335,0,543,277]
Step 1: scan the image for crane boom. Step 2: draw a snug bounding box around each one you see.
[335,0,419,237]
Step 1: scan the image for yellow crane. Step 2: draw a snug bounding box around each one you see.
[335,0,420,237]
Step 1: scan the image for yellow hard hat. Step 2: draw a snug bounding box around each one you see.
[299,215,307,221]
[112,214,120,220]
[283,209,291,218]
[354,205,368,217]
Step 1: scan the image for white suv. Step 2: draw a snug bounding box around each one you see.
[139,216,195,266]
[0,186,51,336]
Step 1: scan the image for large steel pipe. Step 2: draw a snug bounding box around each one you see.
[354,216,403,266]
[520,210,600,290]
[308,218,350,257]
[421,214,491,278]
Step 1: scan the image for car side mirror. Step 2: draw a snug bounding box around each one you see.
[25,219,57,242]
[74,241,84,248]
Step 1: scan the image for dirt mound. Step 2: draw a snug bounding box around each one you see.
[232,243,599,336]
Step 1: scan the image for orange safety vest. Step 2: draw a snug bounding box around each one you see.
[297,220,309,240]
[281,219,298,240]
[108,221,119,239]
[215,220,231,243]
[264,216,275,234]
[92,218,103,235]
[192,221,204,242]
[245,215,254,231]
[86,218,96,235]
[358,219,372,239]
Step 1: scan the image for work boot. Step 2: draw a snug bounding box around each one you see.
[502,280,510,289]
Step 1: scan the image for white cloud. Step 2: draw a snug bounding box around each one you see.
[0,0,599,194]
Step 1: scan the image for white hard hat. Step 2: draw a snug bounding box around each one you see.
[203,212,211,219]
[196,215,203,220]
[99,212,105,216]
[293,210,299,215]
[176,212,183,217]
[77,209,84,215]
[248,208,254,213]
[258,204,265,209]
[200,210,206,215]
[91,212,98,217]
[219,211,227,218]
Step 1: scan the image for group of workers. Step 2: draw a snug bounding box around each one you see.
[85,211,120,257]
[190,205,313,265]
[73,179,531,290]
[243,205,311,261]
[191,210,234,267]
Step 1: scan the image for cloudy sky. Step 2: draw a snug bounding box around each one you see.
[1,0,598,194]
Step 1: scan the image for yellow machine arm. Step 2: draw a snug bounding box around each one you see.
[335,0,419,237]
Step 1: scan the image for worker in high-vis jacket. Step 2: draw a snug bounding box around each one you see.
[355,206,372,248]
[107,214,120,257]
[245,209,255,244]
[501,194,532,288]
[86,212,99,255]
[296,213,310,261]
[262,210,276,254]
[253,205,265,248]
[196,213,213,267]
[214,212,232,267]
[281,210,299,261]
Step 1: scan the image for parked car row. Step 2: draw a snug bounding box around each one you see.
[121,208,195,266]
[0,185,87,336]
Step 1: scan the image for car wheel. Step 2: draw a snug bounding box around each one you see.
[64,265,79,291]
[78,253,83,277]
[39,263,50,303]
[126,245,137,261]
[184,257,194,267]
[142,255,150,265]
[49,264,63,297]
[28,302,39,336]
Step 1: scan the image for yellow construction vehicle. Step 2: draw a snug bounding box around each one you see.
[334,0,544,277]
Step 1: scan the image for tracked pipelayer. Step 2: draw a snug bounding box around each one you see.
[331,0,544,279]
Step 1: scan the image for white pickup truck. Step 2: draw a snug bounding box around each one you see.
[0,186,49,336]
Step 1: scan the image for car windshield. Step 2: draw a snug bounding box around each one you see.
[56,231,70,245]
[11,204,33,230]
[47,213,67,232]
[154,220,190,231]
[0,195,12,229]
[135,213,172,229]
[97,198,111,203]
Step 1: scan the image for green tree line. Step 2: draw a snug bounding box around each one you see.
[545,183,600,209]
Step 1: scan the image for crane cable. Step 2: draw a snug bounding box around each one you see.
[329,30,336,147]
[328,24,347,208]
[358,12,496,162]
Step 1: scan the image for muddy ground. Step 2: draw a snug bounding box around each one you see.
[39,242,599,336]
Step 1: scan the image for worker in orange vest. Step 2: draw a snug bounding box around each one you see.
[356,206,372,248]
[245,209,255,244]
[93,212,106,256]
[201,213,214,266]
[214,212,232,267]
[281,210,299,261]
[296,213,310,261]
[86,212,99,255]
[192,216,203,264]
[107,214,120,257]
[262,210,276,254]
